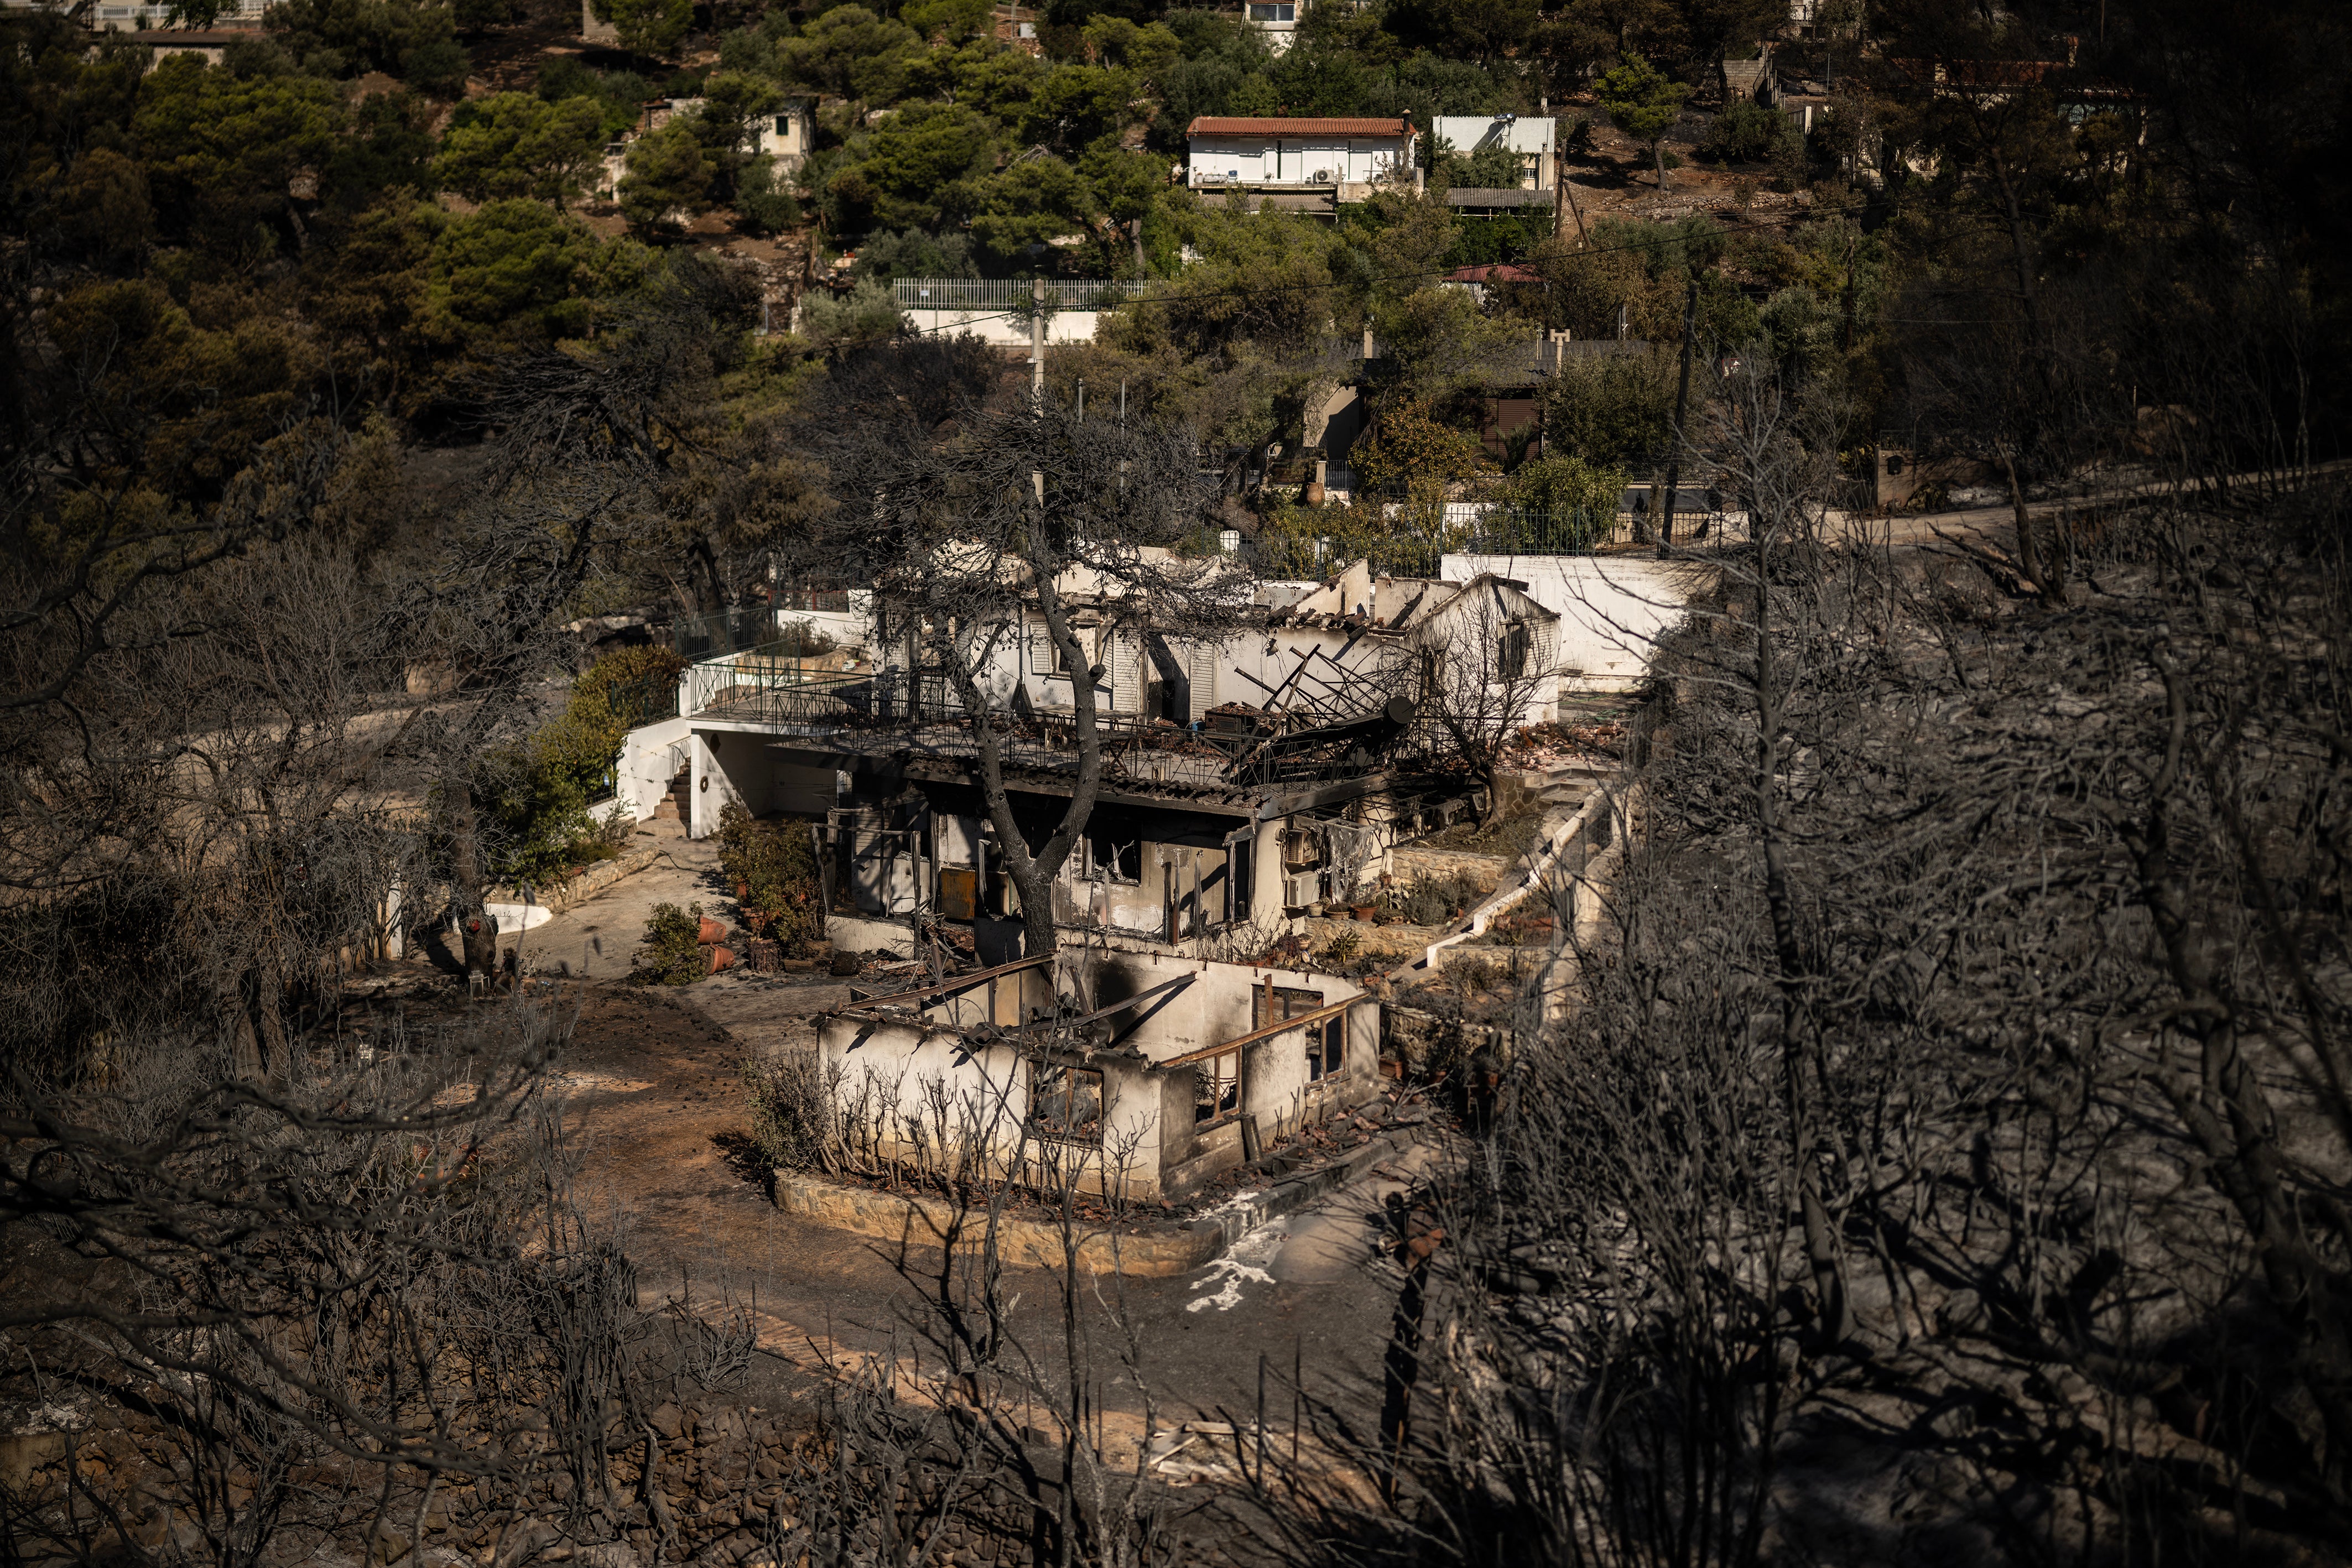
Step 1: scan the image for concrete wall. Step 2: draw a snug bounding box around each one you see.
[816,955,1376,1200]
[686,727,842,836]
[904,308,1101,348]
[1442,553,1715,691]
[1433,114,1557,188]
[1185,134,1409,186]
[617,717,693,822]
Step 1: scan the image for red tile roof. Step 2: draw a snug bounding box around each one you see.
[1446,264,1543,284]
[1186,117,1415,138]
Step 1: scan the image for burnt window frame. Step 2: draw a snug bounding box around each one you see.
[1193,1049,1241,1128]
[1029,1058,1105,1145]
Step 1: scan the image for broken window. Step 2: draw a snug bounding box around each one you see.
[1255,985,1324,1029]
[1498,621,1533,680]
[1307,1016,1345,1081]
[1087,832,1142,883]
[1031,1061,1104,1144]
[1194,1050,1240,1126]
[1251,984,1344,1081]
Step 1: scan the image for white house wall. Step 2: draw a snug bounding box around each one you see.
[904,308,1101,347]
[1186,136,1408,187]
[1432,114,1558,188]
[814,955,1378,1198]
[1442,553,1715,690]
[616,717,693,822]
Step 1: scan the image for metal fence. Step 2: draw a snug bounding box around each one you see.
[673,608,849,663]
[890,278,1168,312]
[607,671,680,728]
[1455,506,1628,555]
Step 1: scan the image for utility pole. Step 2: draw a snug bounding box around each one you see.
[1653,279,1700,556]
[1839,229,1857,352]
[1030,275,1045,405]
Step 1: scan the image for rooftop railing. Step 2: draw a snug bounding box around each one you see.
[684,643,1408,791]
[891,278,1170,312]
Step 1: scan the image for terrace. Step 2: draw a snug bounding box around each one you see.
[683,641,1418,800]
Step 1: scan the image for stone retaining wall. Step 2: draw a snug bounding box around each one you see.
[772,1126,1420,1278]
[1390,846,1511,893]
[488,844,661,918]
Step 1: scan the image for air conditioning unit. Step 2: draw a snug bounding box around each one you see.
[1312,168,1330,183]
[1284,874,1320,909]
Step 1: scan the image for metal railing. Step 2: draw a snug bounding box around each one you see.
[683,644,1413,790]
[1455,506,1631,555]
[673,607,851,663]
[891,278,1169,312]
[607,670,680,728]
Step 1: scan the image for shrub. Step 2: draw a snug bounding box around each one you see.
[743,1048,841,1171]
[1701,99,1787,164]
[1397,869,1484,927]
[736,158,800,233]
[629,901,708,985]
[475,645,681,885]
[714,799,825,956]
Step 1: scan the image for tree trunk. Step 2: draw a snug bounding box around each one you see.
[1999,449,2064,606]
[1655,139,1669,190]
[1753,539,1853,1348]
[949,582,1110,962]
[443,753,499,982]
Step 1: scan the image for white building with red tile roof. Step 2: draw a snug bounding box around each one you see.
[1183,116,1416,191]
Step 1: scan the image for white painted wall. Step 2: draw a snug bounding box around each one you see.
[617,717,693,822]
[1442,554,1716,690]
[1185,134,1409,187]
[814,955,1377,1197]
[904,308,1101,347]
[1433,115,1558,188]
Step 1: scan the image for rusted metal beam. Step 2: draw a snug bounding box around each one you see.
[828,951,1054,1015]
[1057,972,1195,1030]
[1158,993,1365,1069]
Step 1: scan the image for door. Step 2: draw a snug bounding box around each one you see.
[849,830,917,914]
[1277,143,1303,183]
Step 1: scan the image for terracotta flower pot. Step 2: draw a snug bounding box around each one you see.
[696,915,726,946]
[1353,904,1377,921]
[734,881,750,900]
[708,945,736,975]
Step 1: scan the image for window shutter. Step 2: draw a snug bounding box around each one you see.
[1185,641,1216,722]
[1029,627,1054,676]
[1112,635,1145,712]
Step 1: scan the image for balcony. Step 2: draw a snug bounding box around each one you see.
[683,642,1414,796]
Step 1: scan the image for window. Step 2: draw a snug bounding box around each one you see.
[774,114,792,135]
[1031,1061,1104,1143]
[1308,1015,1345,1080]
[1255,984,1324,1029]
[1498,621,1532,680]
[1087,832,1142,883]
[1194,1051,1240,1125]
[1247,2,1296,18]
[1255,983,1342,1080]
[1049,623,1097,679]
